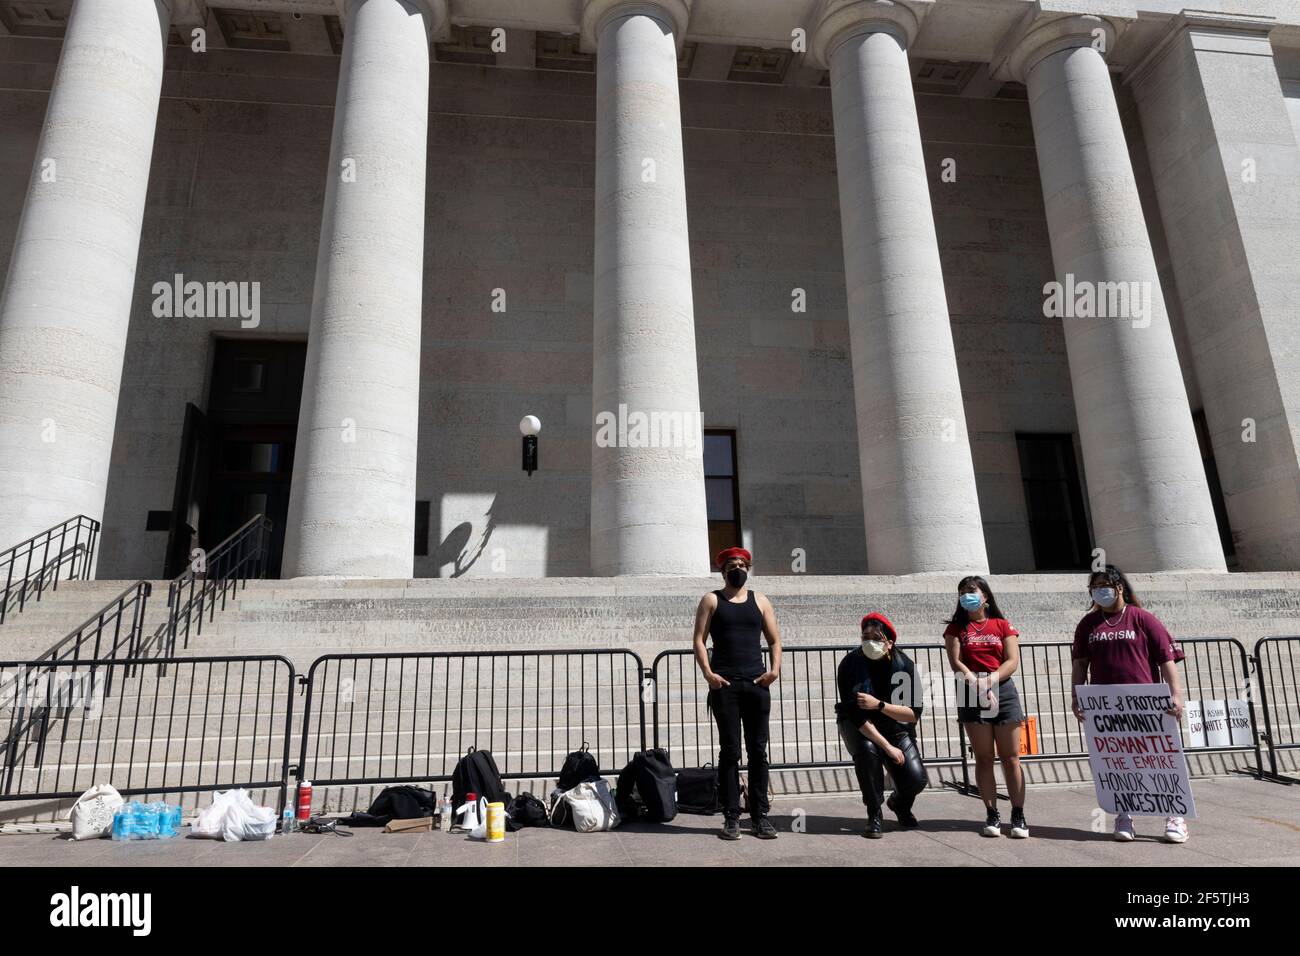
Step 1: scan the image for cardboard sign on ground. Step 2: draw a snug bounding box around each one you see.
[383,817,434,833]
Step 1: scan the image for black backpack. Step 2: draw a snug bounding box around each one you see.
[616,749,677,823]
[505,792,550,831]
[675,764,720,815]
[558,742,599,792]
[451,747,510,807]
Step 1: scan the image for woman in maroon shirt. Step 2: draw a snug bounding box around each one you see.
[1071,564,1189,844]
[943,575,1028,838]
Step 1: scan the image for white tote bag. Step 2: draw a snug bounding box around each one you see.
[563,779,620,832]
[69,784,124,840]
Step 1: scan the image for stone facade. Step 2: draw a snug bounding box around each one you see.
[2,0,1300,579]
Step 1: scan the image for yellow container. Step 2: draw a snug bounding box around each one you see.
[486,802,506,843]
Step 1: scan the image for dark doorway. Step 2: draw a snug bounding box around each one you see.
[1016,432,1092,571]
[164,403,212,578]
[167,339,306,578]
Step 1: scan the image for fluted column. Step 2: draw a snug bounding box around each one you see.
[812,0,989,574]
[584,0,711,575]
[281,0,441,578]
[0,0,170,552]
[998,14,1226,571]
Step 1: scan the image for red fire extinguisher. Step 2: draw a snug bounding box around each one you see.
[296,780,313,821]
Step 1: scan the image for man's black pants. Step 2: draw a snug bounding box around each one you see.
[836,718,926,816]
[709,679,771,818]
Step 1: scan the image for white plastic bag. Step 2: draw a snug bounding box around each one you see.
[563,779,620,832]
[69,784,124,841]
[192,789,277,842]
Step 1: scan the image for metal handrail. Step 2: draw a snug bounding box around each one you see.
[0,581,153,768]
[148,514,271,657]
[0,516,99,624]
[37,582,153,666]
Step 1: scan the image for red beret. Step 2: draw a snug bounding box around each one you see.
[714,547,752,570]
[859,612,897,642]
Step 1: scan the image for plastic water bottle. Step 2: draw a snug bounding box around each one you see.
[282,806,294,835]
[109,801,181,840]
[439,790,454,831]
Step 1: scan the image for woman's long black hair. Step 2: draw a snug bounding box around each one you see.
[1086,564,1143,609]
[945,575,1007,631]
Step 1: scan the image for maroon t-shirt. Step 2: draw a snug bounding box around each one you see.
[1072,605,1177,685]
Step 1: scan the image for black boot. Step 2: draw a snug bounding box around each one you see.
[863,813,884,839]
[886,794,919,828]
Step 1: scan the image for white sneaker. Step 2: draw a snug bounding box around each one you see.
[1113,812,1135,842]
[1009,810,1030,839]
[982,807,1002,837]
[1163,817,1189,844]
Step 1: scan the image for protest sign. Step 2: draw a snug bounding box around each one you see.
[1184,699,1252,749]
[1079,683,1196,819]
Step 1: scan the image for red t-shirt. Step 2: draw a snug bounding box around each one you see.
[943,617,1018,673]
[1072,605,1176,685]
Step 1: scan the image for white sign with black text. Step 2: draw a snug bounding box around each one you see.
[1079,682,1197,819]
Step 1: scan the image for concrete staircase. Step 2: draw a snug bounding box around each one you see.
[0,580,173,662]
[146,571,1300,667]
[3,572,1297,824]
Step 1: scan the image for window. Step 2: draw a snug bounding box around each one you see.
[231,359,266,393]
[704,430,742,563]
[414,500,430,557]
[1016,433,1091,571]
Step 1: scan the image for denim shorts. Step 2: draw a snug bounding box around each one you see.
[957,677,1025,725]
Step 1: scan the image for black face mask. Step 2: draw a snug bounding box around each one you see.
[725,567,748,588]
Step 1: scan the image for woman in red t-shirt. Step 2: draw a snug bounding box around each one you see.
[1071,564,1189,845]
[942,575,1028,839]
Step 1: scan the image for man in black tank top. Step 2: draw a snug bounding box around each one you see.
[692,547,782,840]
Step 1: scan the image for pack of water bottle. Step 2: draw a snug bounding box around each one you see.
[110,801,182,840]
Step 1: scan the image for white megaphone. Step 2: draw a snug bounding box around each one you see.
[457,796,488,838]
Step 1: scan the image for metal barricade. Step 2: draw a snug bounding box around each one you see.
[296,649,647,788]
[649,644,968,775]
[1252,636,1300,782]
[0,655,296,811]
[652,638,1261,782]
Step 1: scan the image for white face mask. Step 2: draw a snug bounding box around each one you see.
[861,639,887,660]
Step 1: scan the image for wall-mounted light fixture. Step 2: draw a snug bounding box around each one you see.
[520,415,540,476]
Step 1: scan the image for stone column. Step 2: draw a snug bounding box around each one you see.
[281,0,441,578]
[1129,12,1300,570]
[0,0,170,551]
[997,14,1226,571]
[584,0,711,575]
[812,1,989,574]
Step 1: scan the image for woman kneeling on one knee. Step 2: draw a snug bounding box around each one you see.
[835,612,927,838]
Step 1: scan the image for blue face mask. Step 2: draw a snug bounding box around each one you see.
[959,593,984,612]
[1092,587,1118,608]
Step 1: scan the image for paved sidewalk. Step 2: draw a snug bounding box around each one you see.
[3,777,1296,867]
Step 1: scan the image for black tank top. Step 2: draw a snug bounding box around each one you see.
[708,589,765,679]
